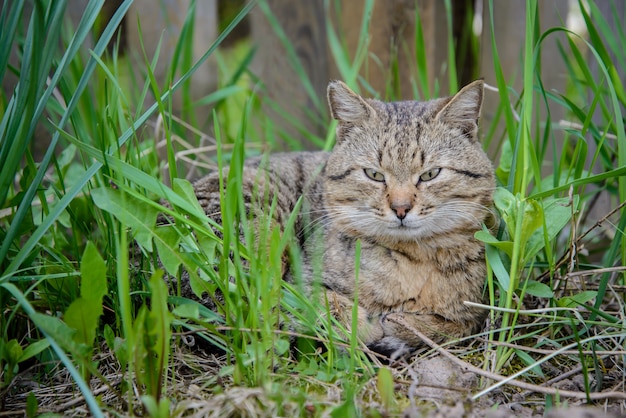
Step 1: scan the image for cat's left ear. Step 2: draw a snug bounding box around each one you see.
[327,80,375,123]
[435,79,484,141]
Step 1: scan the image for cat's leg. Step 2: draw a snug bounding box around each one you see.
[322,290,384,345]
[369,312,477,358]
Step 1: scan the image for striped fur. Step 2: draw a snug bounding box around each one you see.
[191,80,495,357]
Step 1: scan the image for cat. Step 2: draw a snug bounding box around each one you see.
[189,80,496,357]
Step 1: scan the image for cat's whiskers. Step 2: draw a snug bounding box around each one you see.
[298,207,374,238]
[426,201,492,230]
[297,197,494,243]
[442,200,495,221]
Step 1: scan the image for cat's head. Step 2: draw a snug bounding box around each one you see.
[324,80,495,244]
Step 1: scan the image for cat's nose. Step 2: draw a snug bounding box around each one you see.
[391,202,412,220]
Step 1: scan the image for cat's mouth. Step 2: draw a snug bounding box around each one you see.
[387,214,420,228]
[395,220,410,228]
[387,218,422,232]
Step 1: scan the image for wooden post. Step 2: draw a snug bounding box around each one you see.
[250,0,329,149]
[250,0,455,148]
[327,0,449,100]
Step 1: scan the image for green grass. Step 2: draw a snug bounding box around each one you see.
[1,0,625,416]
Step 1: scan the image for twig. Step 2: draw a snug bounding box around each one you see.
[560,283,626,293]
[516,365,584,401]
[3,379,119,416]
[558,120,618,140]
[387,315,626,401]
[464,301,587,324]
[50,382,115,412]
[565,266,626,278]
[484,83,521,122]
[478,338,626,356]
[536,199,626,283]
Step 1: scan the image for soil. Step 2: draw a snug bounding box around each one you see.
[2,347,624,417]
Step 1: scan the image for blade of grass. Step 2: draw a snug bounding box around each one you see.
[0,0,103,266]
[1,282,104,417]
[3,0,254,277]
[0,1,24,85]
[444,0,457,93]
[413,4,431,99]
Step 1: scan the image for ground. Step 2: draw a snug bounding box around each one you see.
[3,341,624,417]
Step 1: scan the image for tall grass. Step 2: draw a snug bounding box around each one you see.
[478,0,626,394]
[0,0,625,416]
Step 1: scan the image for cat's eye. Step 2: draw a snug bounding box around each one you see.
[419,168,441,182]
[364,168,385,182]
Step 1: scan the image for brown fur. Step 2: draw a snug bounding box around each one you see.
[191,80,495,357]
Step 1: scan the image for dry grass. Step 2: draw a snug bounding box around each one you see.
[3,321,625,418]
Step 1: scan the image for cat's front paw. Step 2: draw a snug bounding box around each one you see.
[324,291,384,345]
[367,335,411,360]
[367,312,420,359]
[380,312,413,339]
[380,312,419,342]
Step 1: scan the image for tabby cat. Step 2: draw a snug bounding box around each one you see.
[190,80,495,357]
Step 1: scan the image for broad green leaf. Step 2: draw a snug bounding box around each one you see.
[172,302,200,319]
[3,339,23,364]
[80,241,107,303]
[494,188,544,252]
[19,339,51,363]
[296,358,319,376]
[110,334,128,368]
[377,367,396,410]
[522,280,554,298]
[64,242,108,348]
[141,395,170,418]
[494,187,516,214]
[103,324,116,355]
[92,187,158,252]
[519,199,544,247]
[525,196,577,262]
[135,270,173,399]
[514,349,544,378]
[65,297,101,347]
[196,233,218,264]
[485,243,511,291]
[493,187,516,236]
[275,338,290,356]
[26,392,38,418]
[170,296,223,322]
[148,270,171,359]
[56,143,78,173]
[475,230,514,256]
[149,217,214,299]
[557,291,598,308]
[495,133,513,184]
[172,178,206,223]
[153,225,188,276]
[31,312,91,359]
[330,389,358,418]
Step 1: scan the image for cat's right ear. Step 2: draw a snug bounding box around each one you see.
[327,80,374,123]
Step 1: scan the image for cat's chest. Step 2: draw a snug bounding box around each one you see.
[358,244,439,309]
[323,232,442,309]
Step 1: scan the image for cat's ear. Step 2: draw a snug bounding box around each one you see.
[327,80,374,123]
[435,79,484,141]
